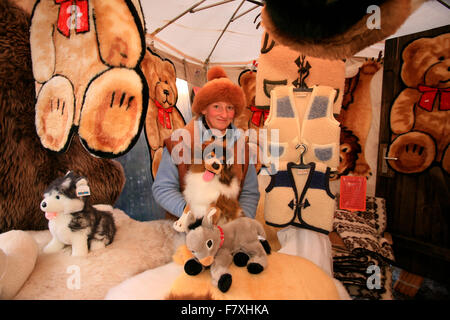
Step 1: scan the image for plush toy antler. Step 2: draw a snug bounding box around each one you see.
[184,209,270,293]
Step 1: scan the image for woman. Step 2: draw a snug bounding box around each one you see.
[152,66,260,221]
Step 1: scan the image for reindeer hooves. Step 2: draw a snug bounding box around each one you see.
[247,263,264,274]
[218,273,232,293]
[233,252,250,267]
[184,258,203,276]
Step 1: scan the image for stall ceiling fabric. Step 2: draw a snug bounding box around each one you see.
[143,0,263,66]
[141,0,450,66]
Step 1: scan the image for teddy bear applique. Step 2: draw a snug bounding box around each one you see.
[387,33,450,174]
[31,0,148,158]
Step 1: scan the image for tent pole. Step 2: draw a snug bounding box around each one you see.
[190,0,236,13]
[204,0,246,65]
[150,0,207,36]
[231,4,259,22]
[245,0,263,5]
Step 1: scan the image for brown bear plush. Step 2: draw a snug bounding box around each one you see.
[0,0,125,233]
[31,0,148,158]
[141,48,185,179]
[387,33,450,174]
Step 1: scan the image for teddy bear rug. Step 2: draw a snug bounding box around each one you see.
[12,207,184,300]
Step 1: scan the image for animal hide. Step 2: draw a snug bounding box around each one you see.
[141,48,186,179]
[261,0,424,60]
[30,0,148,158]
[167,246,340,300]
[0,0,125,233]
[14,208,184,300]
[337,59,382,178]
[387,33,450,174]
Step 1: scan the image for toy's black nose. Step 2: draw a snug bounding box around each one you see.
[41,201,47,208]
[163,89,169,95]
[212,162,220,170]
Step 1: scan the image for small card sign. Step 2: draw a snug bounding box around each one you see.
[340,176,366,212]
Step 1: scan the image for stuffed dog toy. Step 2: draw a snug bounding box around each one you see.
[41,171,116,256]
[173,151,243,232]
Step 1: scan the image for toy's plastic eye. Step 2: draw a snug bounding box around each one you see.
[438,56,445,61]
[56,195,60,200]
[206,239,213,249]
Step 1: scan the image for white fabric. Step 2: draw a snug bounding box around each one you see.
[277,226,333,276]
[277,226,351,300]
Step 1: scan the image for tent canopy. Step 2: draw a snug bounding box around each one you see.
[141,0,450,67]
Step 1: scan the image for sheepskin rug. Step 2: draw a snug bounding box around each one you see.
[14,207,184,300]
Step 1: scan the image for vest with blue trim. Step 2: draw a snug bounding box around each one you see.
[264,85,340,172]
[264,162,335,234]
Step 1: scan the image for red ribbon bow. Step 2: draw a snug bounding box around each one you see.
[418,85,450,111]
[154,100,173,129]
[55,0,90,38]
[217,225,225,248]
[250,105,270,126]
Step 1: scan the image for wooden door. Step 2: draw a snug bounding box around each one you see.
[376,25,450,284]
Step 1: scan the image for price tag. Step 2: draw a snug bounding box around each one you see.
[340,176,366,211]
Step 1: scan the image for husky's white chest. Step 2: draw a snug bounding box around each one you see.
[48,213,75,244]
[183,171,240,219]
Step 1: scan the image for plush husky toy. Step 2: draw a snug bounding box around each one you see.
[184,209,270,293]
[40,171,116,256]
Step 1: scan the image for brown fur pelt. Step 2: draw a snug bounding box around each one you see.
[261,0,424,60]
[234,69,257,131]
[337,59,382,178]
[141,48,185,178]
[0,0,125,232]
[388,32,450,174]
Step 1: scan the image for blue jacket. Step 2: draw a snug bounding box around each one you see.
[152,117,260,218]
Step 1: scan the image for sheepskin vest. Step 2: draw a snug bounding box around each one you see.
[163,118,250,193]
[264,85,340,171]
[264,162,335,234]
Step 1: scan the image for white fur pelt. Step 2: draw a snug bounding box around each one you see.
[105,262,183,300]
[14,208,185,300]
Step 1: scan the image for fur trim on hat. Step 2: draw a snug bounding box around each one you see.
[262,0,423,60]
[192,66,246,118]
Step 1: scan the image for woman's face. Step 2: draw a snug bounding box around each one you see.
[202,101,235,132]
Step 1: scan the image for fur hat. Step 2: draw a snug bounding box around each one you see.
[192,66,246,118]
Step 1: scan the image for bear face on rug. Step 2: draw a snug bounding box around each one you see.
[0,0,125,233]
